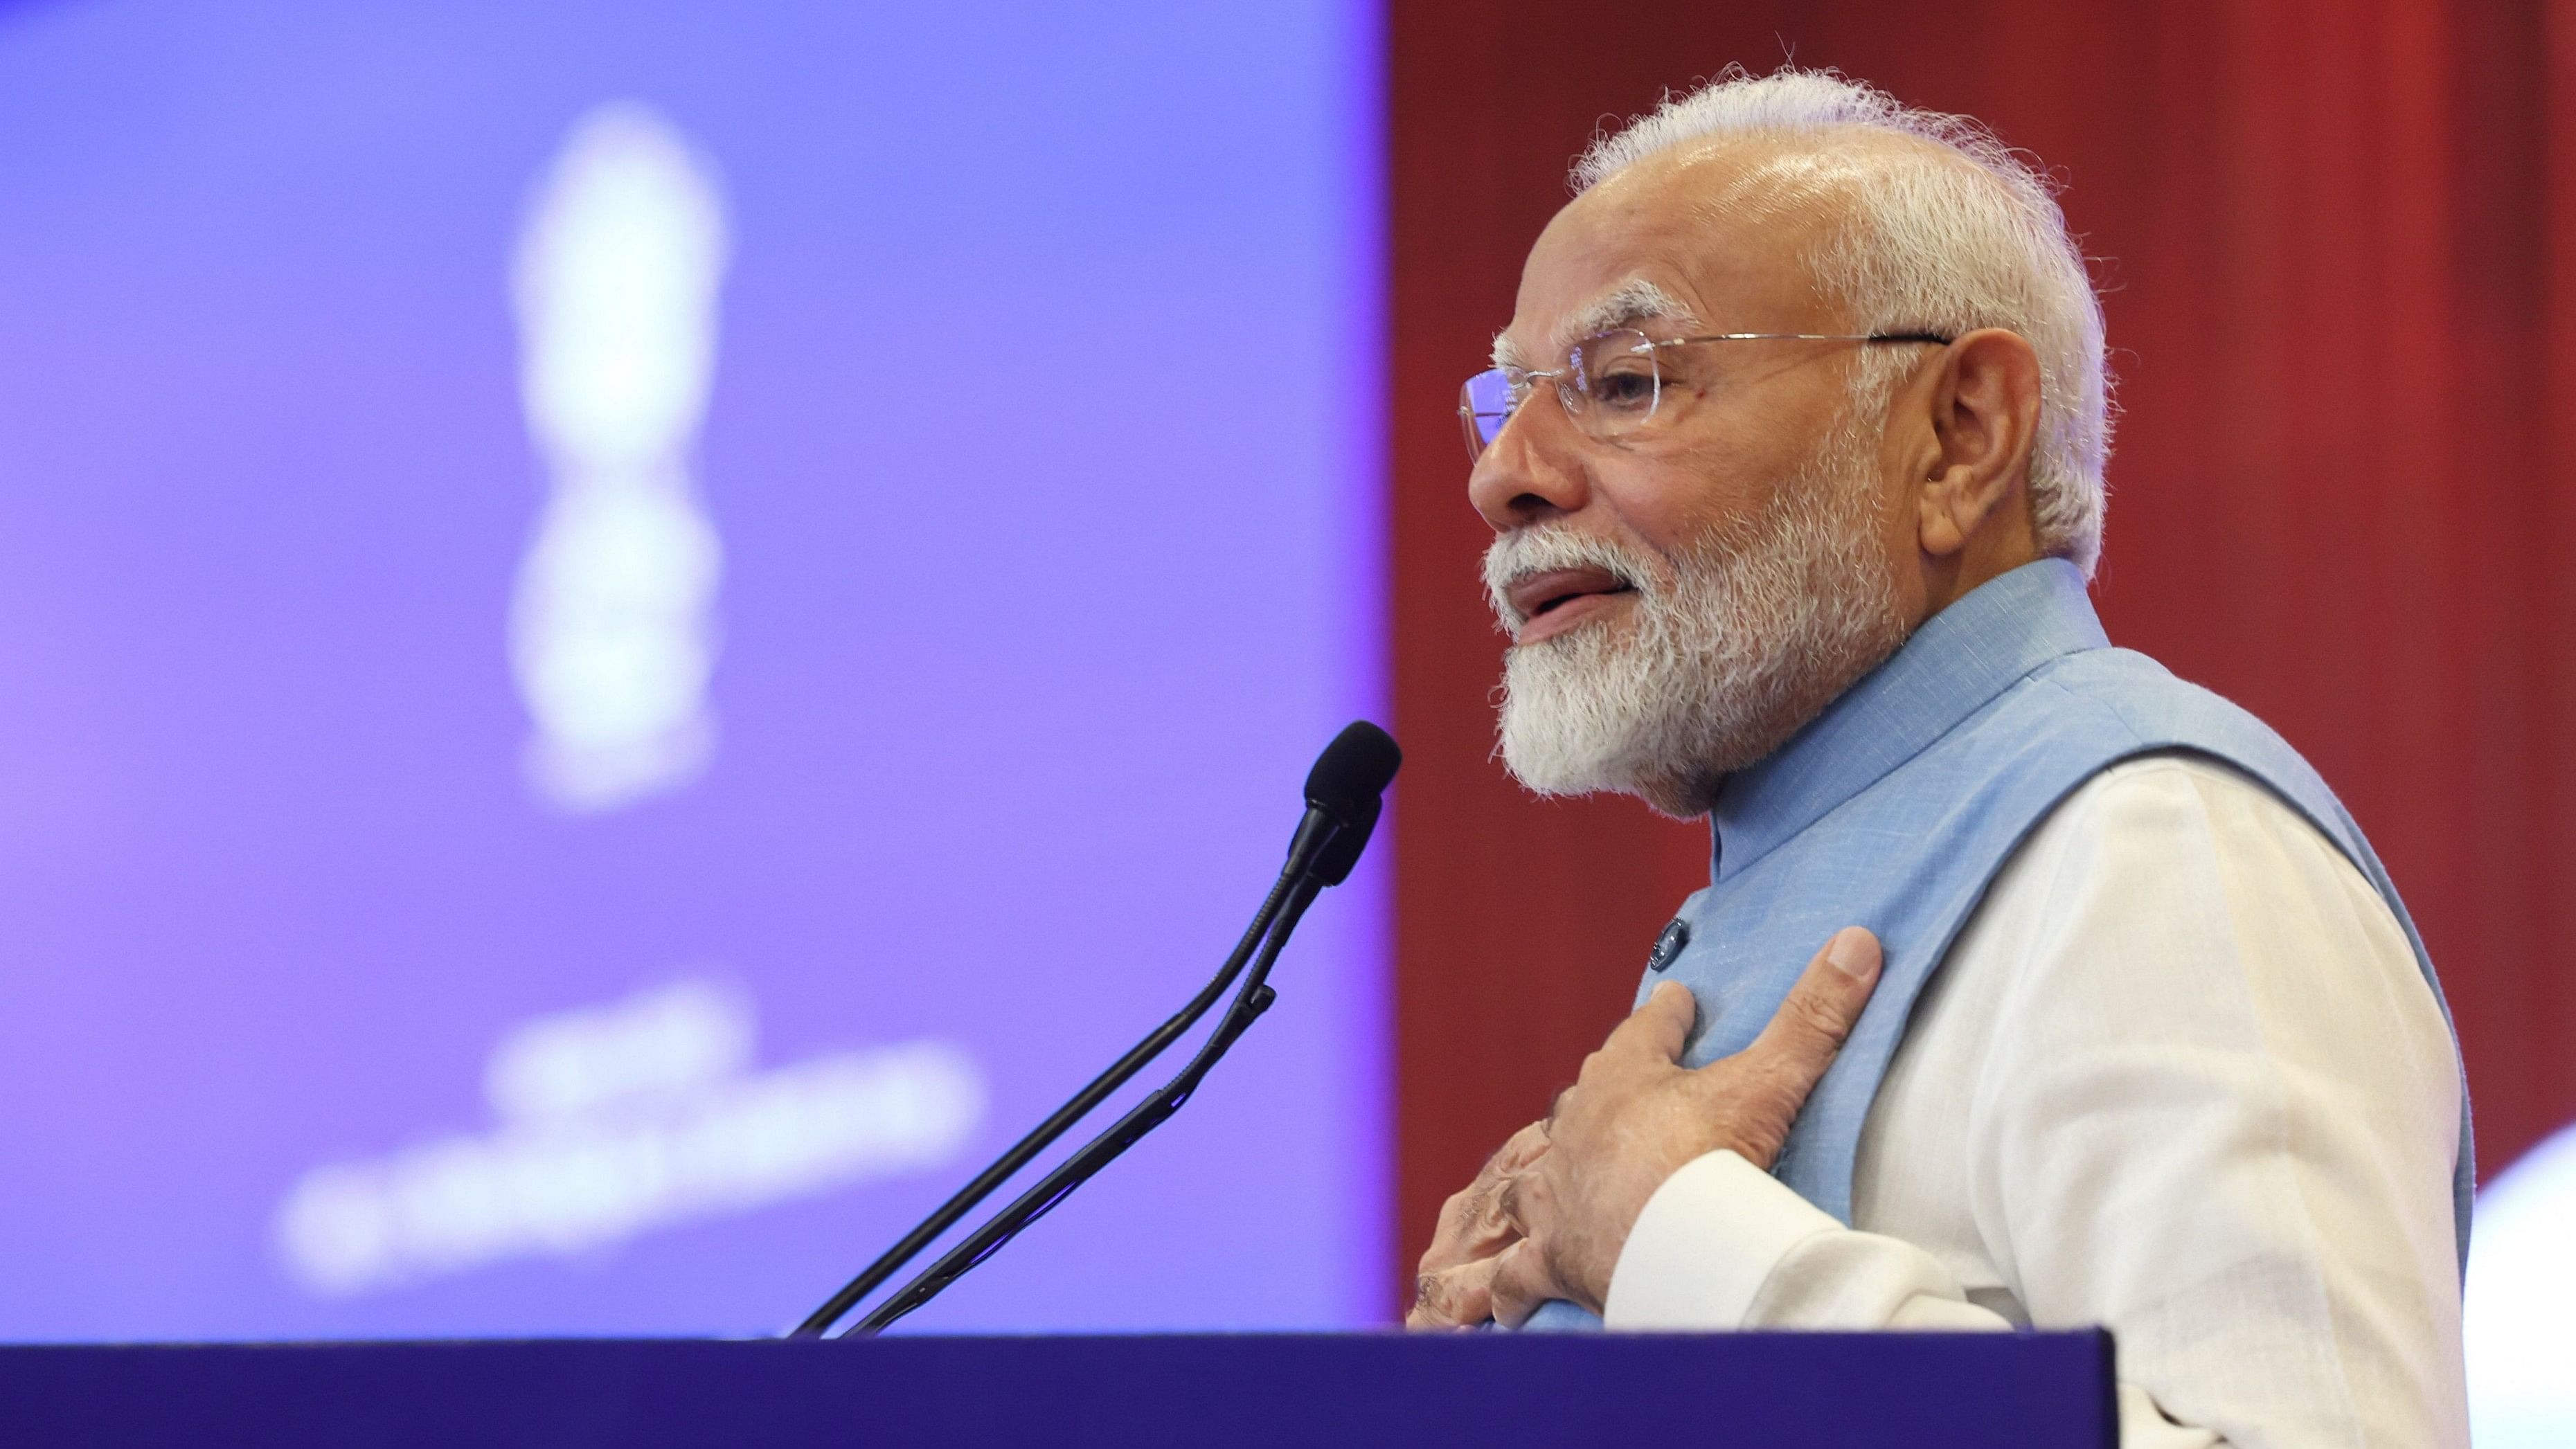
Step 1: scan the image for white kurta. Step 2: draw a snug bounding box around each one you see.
[1602,755,2468,1448]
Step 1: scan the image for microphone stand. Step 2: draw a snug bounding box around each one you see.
[788,868,1304,1339]
[841,873,1325,1336]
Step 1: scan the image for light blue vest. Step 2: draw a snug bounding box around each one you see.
[1521,559,2471,1331]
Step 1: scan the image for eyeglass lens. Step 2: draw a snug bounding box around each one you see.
[1457,330,1663,462]
[1458,370,1517,460]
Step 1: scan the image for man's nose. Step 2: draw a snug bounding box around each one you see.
[1467,397,1592,530]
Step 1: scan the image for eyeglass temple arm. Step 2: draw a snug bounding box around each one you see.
[1647,330,1956,346]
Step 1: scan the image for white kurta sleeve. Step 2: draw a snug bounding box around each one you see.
[1600,757,2467,1449]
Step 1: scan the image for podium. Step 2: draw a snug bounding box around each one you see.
[0,1331,2113,1447]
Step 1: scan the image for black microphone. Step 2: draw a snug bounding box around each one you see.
[1285,720,1402,883]
[1310,791,1380,886]
[791,721,1400,1339]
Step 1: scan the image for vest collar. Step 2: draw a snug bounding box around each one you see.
[1709,558,2109,882]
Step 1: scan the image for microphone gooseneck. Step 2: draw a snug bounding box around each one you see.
[844,876,1325,1336]
[791,721,1400,1340]
[787,870,1297,1339]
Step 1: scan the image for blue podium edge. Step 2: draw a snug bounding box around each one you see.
[0,1329,2116,1448]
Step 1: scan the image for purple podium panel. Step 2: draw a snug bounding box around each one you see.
[0,1332,2113,1448]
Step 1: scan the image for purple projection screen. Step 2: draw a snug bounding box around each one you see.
[0,1,1384,1338]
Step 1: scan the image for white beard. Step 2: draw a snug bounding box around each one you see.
[1485,435,1909,818]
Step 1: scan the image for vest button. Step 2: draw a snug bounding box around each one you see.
[1646,918,1690,972]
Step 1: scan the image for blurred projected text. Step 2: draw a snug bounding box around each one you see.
[274,980,983,1296]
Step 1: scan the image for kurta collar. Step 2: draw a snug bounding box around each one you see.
[1709,558,2109,882]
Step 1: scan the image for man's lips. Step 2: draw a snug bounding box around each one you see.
[1506,566,1636,644]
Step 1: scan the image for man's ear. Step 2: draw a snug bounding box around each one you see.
[1914,328,2043,559]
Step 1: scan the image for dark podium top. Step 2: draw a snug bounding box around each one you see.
[0,1330,2114,1448]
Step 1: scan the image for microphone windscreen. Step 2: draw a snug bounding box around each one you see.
[1304,720,1402,820]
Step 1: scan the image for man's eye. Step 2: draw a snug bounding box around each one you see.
[1591,367,1657,411]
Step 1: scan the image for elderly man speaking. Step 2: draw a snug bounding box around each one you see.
[1405,69,2471,1448]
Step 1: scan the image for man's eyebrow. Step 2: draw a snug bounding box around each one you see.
[1553,279,1700,352]
[1491,279,1702,372]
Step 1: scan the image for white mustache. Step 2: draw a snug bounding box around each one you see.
[1482,527,1657,628]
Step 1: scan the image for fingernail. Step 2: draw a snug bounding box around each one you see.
[1827,928,1879,982]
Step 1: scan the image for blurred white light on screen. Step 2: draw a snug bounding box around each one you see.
[2467,1122,2576,1446]
[273,979,985,1297]
[484,977,754,1123]
[508,100,730,813]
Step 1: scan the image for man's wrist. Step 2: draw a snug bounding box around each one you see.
[1600,1149,1843,1330]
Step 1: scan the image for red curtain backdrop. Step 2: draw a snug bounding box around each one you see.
[1387,0,2576,1307]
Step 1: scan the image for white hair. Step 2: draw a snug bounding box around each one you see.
[1575,67,2111,574]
